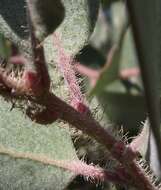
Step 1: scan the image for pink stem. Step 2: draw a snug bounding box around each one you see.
[53,33,88,113]
[59,160,130,185]
[75,63,140,86]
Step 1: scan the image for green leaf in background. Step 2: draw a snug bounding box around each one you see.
[87,2,147,133]
[120,28,138,69]
[89,43,122,97]
[89,2,127,96]
[0,33,11,59]
[119,28,142,89]
[97,81,146,131]
[111,1,128,44]
[0,98,78,190]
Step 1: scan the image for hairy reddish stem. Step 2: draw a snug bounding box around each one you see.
[53,33,88,113]
[0,145,130,186]
[0,59,158,189]
[34,93,158,190]
[26,1,50,95]
[61,161,130,185]
[6,87,156,189]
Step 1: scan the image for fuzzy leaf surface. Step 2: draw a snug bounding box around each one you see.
[0,98,78,190]
[52,0,99,57]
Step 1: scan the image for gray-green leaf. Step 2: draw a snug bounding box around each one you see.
[0,98,78,190]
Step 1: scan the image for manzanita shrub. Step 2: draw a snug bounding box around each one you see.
[0,0,161,190]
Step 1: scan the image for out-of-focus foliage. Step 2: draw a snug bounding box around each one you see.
[82,2,146,131]
[0,33,11,59]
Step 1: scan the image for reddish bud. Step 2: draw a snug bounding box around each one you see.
[23,71,43,96]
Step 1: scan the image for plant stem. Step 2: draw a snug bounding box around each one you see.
[0,68,159,189]
[26,1,50,94]
[0,145,130,186]
[53,33,88,113]
[38,93,158,190]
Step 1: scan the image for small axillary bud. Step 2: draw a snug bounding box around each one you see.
[23,70,42,96]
